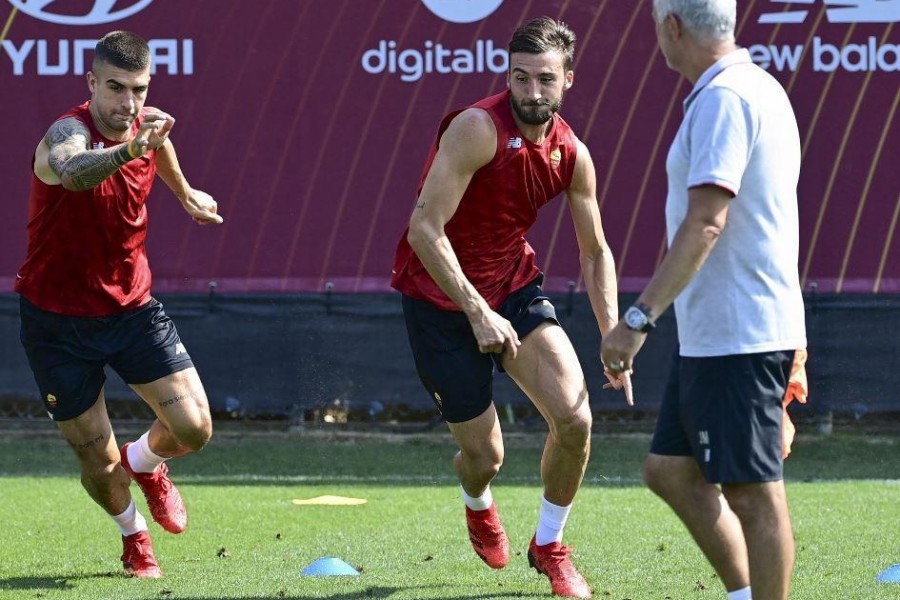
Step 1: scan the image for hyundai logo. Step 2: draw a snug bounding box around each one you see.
[8,0,156,26]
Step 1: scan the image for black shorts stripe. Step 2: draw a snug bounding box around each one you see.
[650,349,794,484]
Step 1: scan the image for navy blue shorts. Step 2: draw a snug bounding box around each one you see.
[19,296,195,422]
[650,350,794,484]
[401,275,559,423]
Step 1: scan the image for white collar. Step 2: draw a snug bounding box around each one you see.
[684,48,753,111]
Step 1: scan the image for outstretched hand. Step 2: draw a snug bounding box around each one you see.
[129,112,176,157]
[181,188,224,224]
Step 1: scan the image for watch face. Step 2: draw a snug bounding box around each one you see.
[625,307,647,330]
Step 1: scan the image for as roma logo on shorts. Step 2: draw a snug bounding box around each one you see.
[46,393,57,408]
[550,148,561,169]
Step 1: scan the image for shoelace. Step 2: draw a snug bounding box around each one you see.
[141,465,173,495]
[538,545,578,574]
[123,535,152,562]
[470,516,505,540]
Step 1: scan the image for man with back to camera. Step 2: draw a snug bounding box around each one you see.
[601,2,806,599]
[17,30,223,578]
[392,17,632,599]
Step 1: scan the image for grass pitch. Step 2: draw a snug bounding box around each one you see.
[0,427,897,599]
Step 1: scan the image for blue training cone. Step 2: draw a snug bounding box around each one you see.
[301,557,360,576]
[876,564,900,583]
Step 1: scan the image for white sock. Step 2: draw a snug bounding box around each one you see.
[535,496,572,546]
[126,431,166,474]
[727,587,752,600]
[461,485,493,511]
[112,500,148,536]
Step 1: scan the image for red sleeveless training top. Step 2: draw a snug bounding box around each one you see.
[391,90,578,311]
[15,101,157,316]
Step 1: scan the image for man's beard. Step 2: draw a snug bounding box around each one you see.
[511,96,563,125]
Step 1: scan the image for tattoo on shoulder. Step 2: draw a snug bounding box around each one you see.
[416,200,426,209]
[46,118,90,149]
[46,118,133,190]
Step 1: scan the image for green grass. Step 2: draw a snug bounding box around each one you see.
[0,429,897,599]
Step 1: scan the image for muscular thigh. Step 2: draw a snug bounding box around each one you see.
[55,392,120,468]
[130,367,210,437]
[501,322,589,424]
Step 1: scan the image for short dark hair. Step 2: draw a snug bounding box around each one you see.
[508,17,577,71]
[93,30,150,71]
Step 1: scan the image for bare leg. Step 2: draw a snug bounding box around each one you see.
[129,367,213,457]
[724,481,794,600]
[503,323,591,506]
[644,453,750,592]
[56,392,132,516]
[447,404,504,497]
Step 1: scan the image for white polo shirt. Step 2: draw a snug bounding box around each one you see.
[665,48,807,357]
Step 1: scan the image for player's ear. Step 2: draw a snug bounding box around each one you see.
[86,71,96,93]
[564,70,574,90]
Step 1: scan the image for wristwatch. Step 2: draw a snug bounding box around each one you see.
[623,304,655,333]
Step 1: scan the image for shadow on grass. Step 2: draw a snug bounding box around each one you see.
[0,578,536,599]
[172,588,538,600]
[0,571,118,591]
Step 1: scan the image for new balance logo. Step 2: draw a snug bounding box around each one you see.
[507,137,522,149]
[175,343,186,355]
[759,0,900,24]
[698,430,710,445]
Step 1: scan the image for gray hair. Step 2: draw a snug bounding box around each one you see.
[653,0,736,42]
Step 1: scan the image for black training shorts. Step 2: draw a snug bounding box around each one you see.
[19,296,195,421]
[650,349,795,484]
[401,275,559,423]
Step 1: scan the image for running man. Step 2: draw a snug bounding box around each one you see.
[17,31,223,578]
[392,17,631,599]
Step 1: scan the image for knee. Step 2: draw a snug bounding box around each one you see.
[643,454,693,499]
[643,455,668,496]
[723,483,784,522]
[470,449,504,481]
[457,444,503,482]
[549,409,592,454]
[175,417,213,452]
[81,458,125,487]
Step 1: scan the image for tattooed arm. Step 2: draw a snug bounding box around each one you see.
[41,117,135,191]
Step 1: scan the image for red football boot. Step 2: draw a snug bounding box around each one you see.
[528,536,592,598]
[465,504,510,569]
[120,443,187,534]
[121,530,163,579]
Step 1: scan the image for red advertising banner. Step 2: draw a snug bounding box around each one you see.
[1,0,897,294]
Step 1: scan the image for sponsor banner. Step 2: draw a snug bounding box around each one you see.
[0,0,897,294]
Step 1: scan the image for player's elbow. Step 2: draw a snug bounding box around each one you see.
[59,173,88,192]
[406,221,438,253]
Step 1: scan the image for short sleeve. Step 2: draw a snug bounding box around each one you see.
[687,87,756,196]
